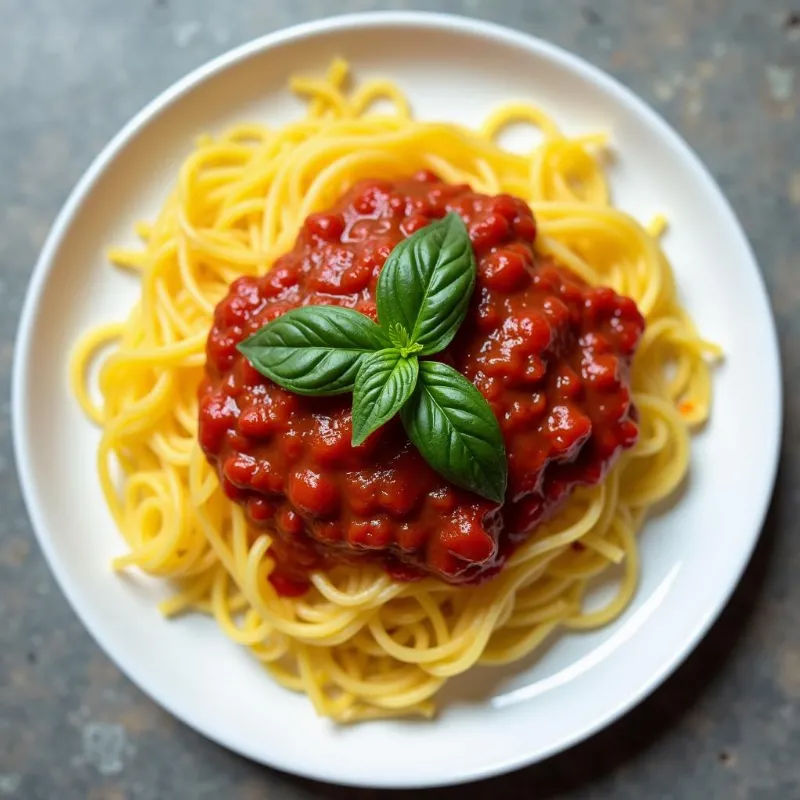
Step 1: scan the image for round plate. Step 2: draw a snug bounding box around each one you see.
[13,11,781,789]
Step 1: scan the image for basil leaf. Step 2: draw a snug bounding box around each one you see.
[351,349,419,446]
[237,305,388,396]
[377,213,476,356]
[400,361,507,504]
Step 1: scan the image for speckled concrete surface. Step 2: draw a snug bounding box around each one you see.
[1,1,798,797]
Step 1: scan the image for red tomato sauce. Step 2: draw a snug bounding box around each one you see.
[198,174,644,596]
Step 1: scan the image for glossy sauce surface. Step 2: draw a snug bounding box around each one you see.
[199,175,644,595]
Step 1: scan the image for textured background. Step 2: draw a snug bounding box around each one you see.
[1,0,798,797]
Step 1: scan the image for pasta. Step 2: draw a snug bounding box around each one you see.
[71,59,718,721]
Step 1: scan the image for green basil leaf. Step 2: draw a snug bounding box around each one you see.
[351,349,419,446]
[400,361,507,504]
[237,305,388,396]
[377,213,476,356]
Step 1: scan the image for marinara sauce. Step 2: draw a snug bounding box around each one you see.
[198,174,644,596]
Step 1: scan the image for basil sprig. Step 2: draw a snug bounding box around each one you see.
[237,213,508,503]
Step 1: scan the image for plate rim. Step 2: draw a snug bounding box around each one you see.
[12,10,783,788]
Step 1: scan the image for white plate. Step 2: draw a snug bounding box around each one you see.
[13,11,781,789]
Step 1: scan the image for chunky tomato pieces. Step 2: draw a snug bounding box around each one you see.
[199,174,644,595]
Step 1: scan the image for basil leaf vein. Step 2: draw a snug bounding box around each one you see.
[351,349,419,446]
[376,213,476,356]
[237,305,388,396]
[400,361,507,504]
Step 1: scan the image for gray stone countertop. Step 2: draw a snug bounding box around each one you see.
[1,0,798,797]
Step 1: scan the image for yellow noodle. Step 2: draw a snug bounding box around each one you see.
[70,61,716,721]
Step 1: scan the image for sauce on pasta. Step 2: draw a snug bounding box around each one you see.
[199,175,644,596]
